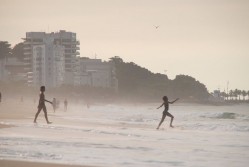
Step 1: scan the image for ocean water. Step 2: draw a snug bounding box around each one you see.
[0,104,249,167]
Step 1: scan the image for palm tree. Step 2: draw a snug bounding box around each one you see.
[229,90,233,101]
[234,89,239,101]
[220,91,227,101]
[224,92,228,101]
[237,89,242,101]
[242,90,247,101]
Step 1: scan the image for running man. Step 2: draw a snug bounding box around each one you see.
[33,86,52,124]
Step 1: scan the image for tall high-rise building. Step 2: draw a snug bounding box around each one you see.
[23,30,80,87]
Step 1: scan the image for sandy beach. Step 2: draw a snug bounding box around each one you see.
[0,99,101,167]
[0,124,15,129]
[1,98,249,167]
[0,159,95,167]
[0,159,96,167]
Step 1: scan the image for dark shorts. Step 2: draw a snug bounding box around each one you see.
[163,110,173,117]
[38,104,46,111]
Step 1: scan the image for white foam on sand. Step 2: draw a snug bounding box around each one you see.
[0,104,249,167]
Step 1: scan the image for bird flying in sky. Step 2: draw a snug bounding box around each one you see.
[154,25,160,29]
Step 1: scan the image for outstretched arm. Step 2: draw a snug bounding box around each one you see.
[157,103,164,109]
[169,98,179,104]
[45,99,52,104]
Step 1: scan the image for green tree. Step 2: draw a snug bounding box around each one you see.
[229,90,233,100]
[242,90,247,101]
[220,91,227,100]
[109,57,209,101]
[0,41,11,60]
[234,89,239,100]
[171,75,209,100]
[109,56,123,63]
[12,42,25,61]
[237,89,242,101]
[0,41,12,78]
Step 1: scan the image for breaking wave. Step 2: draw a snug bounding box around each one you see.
[203,112,237,119]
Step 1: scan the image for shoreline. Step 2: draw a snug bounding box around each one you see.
[0,123,15,129]
[0,159,97,167]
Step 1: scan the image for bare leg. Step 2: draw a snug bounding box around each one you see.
[166,112,174,128]
[43,106,52,124]
[169,116,174,127]
[157,115,166,129]
[34,107,42,123]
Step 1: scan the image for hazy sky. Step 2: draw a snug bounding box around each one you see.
[1,0,249,91]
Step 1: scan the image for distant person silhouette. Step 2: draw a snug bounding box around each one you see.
[0,92,2,103]
[33,86,52,124]
[52,98,56,112]
[156,96,179,129]
[86,99,90,109]
[64,99,68,112]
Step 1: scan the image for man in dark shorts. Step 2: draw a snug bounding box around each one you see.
[34,86,52,124]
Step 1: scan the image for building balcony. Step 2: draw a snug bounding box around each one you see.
[62,40,80,45]
[64,47,72,50]
[24,67,32,71]
[24,47,31,50]
[24,41,43,45]
[24,57,31,61]
[71,51,80,55]
[24,41,32,44]
[24,52,32,55]
[24,63,31,66]
[65,53,73,56]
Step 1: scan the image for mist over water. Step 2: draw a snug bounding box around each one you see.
[0,99,249,167]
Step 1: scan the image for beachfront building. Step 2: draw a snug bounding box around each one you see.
[23,30,80,87]
[30,44,65,88]
[75,57,118,90]
[209,90,225,102]
[0,59,6,81]
[4,57,26,82]
[0,57,26,82]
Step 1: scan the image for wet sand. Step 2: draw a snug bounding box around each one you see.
[0,99,102,167]
[0,124,15,129]
[1,99,249,167]
[0,160,96,167]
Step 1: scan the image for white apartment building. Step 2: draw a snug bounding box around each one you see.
[23,30,79,87]
[75,57,118,90]
[30,44,64,88]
